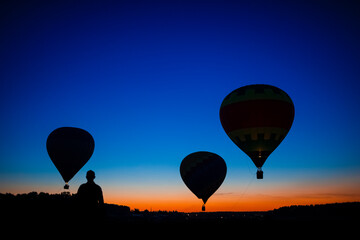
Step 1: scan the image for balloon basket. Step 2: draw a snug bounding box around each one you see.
[64,183,69,189]
[202,204,205,211]
[256,170,263,179]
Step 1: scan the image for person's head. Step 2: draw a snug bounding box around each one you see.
[86,170,95,182]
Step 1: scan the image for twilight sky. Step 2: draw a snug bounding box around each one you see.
[1,0,359,211]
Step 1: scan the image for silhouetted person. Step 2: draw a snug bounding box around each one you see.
[77,170,104,222]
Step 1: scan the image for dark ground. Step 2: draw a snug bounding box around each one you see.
[1,192,359,235]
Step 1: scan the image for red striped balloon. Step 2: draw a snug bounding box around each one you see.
[219,84,294,179]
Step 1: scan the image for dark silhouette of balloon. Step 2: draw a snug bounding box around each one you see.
[180,151,227,211]
[46,127,95,189]
[219,84,295,179]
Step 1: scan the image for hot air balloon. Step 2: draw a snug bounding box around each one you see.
[47,127,95,189]
[180,151,227,211]
[219,84,294,179]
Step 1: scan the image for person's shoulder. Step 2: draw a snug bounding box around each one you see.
[78,183,89,190]
[95,183,102,190]
[77,183,86,194]
[93,183,102,192]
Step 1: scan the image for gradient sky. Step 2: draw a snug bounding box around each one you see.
[1,0,360,212]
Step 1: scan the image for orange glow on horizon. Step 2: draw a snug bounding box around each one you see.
[105,194,359,212]
[104,176,360,212]
[105,188,360,212]
[2,173,359,212]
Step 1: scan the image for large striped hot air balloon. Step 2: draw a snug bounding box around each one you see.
[219,84,295,179]
[180,151,227,211]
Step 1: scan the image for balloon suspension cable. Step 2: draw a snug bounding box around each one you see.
[256,168,263,179]
[202,204,206,212]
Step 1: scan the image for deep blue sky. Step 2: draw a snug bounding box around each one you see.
[1,0,359,210]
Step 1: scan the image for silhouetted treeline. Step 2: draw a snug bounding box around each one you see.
[1,192,359,229]
[1,192,75,223]
[0,192,130,226]
[268,202,360,221]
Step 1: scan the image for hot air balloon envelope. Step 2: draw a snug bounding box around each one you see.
[180,151,227,209]
[220,84,294,178]
[46,127,95,186]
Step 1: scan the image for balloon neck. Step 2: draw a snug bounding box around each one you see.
[64,183,69,189]
[202,204,206,212]
[256,169,263,179]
